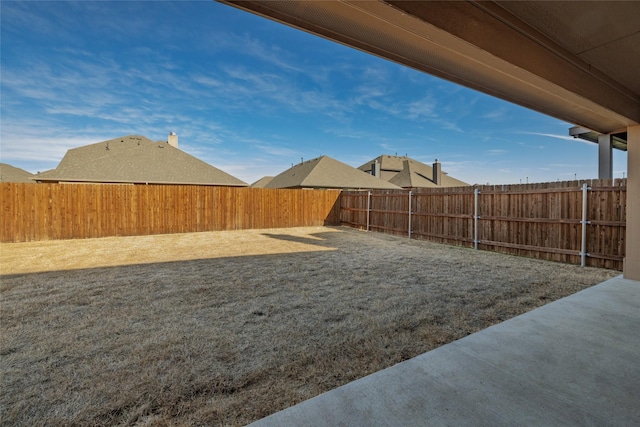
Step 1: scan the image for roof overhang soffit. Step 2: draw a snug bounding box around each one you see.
[219,0,640,134]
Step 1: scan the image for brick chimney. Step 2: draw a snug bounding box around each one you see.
[168,132,178,148]
[433,159,441,185]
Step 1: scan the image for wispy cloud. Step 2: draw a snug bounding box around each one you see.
[432,118,463,132]
[516,141,546,150]
[255,144,300,157]
[549,163,589,168]
[520,132,578,142]
[406,97,437,119]
[324,128,370,140]
[487,149,507,155]
[482,108,509,121]
[190,75,224,88]
[352,82,392,109]
[238,35,306,74]
[0,117,118,170]
[379,143,397,152]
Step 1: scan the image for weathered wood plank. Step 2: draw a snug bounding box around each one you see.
[340,179,627,270]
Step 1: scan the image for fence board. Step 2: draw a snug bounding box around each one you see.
[0,184,341,243]
[341,179,626,270]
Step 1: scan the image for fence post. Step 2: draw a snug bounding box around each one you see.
[408,191,413,239]
[580,182,590,267]
[366,191,371,231]
[474,188,480,250]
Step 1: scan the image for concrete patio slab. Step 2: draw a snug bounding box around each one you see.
[248,275,640,426]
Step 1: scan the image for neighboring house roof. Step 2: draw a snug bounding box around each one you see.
[251,176,274,188]
[388,159,434,188]
[34,135,247,186]
[0,163,35,183]
[358,155,468,188]
[265,156,401,190]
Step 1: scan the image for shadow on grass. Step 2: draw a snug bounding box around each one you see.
[260,228,345,248]
[0,246,335,281]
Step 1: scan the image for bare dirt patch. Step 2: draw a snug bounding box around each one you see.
[0,226,618,426]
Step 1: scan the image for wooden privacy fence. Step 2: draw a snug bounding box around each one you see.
[0,183,341,242]
[341,179,626,270]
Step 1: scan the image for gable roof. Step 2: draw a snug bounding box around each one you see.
[0,163,35,183]
[34,135,247,186]
[358,155,468,188]
[251,176,274,188]
[388,159,434,188]
[265,156,401,190]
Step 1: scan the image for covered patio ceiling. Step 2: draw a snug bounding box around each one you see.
[219,1,640,150]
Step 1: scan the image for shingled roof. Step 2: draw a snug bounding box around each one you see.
[358,155,468,188]
[265,156,401,190]
[34,135,247,186]
[250,176,274,188]
[0,163,35,183]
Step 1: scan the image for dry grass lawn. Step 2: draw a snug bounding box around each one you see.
[0,226,618,426]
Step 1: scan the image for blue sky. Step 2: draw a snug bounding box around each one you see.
[0,1,627,185]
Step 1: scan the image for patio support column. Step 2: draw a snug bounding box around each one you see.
[598,134,612,179]
[624,125,640,280]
